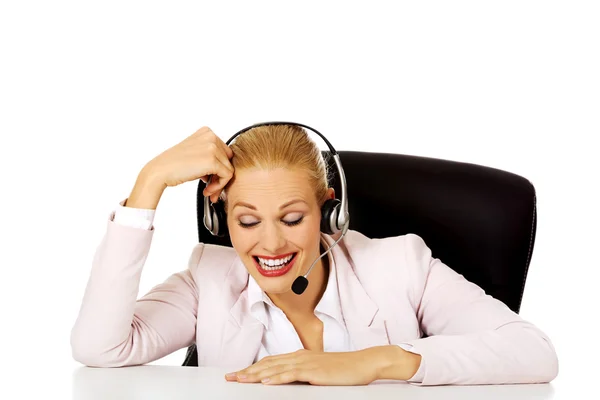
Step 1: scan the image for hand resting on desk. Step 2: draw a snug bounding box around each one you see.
[225,346,421,385]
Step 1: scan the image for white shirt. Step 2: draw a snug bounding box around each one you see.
[112,200,424,382]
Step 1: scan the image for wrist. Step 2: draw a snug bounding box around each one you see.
[126,167,167,210]
[369,345,422,382]
[139,164,167,190]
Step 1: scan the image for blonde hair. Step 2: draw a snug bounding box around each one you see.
[223,124,331,207]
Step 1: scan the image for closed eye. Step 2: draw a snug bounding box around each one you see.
[283,217,304,227]
[238,217,304,229]
[238,221,259,228]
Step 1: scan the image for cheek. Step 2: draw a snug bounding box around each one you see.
[227,223,253,253]
[294,218,322,247]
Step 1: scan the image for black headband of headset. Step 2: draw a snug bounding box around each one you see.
[225,121,338,155]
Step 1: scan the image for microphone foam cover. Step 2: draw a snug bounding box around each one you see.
[291,276,309,295]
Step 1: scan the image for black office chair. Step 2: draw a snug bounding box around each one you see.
[182,151,537,366]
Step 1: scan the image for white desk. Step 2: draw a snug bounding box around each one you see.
[71,365,555,399]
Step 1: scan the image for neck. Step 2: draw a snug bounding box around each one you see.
[268,244,330,319]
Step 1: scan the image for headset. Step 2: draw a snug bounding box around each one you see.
[202,121,350,295]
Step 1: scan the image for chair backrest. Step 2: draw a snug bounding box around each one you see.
[183,151,537,366]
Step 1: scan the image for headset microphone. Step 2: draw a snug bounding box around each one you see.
[291,276,308,295]
[291,225,349,295]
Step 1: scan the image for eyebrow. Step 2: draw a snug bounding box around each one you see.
[232,199,308,211]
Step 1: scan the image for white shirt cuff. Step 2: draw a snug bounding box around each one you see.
[397,343,425,383]
[112,198,155,230]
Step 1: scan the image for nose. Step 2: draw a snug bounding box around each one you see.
[261,221,287,254]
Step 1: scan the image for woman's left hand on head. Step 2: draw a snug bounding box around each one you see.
[224,348,383,386]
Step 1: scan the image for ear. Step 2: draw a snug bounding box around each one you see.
[326,187,335,199]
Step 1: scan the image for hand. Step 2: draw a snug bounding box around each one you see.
[224,347,399,386]
[143,126,234,203]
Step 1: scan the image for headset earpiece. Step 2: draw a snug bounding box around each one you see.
[206,199,228,237]
[320,198,341,235]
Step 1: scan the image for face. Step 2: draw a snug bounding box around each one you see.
[225,167,332,294]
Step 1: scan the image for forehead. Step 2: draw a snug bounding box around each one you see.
[226,167,314,206]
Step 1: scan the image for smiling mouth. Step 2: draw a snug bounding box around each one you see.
[252,253,298,277]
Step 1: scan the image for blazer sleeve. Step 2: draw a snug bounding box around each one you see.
[70,207,201,367]
[400,234,559,386]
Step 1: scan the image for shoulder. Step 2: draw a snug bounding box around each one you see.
[342,229,432,267]
[187,243,248,291]
[338,230,435,309]
[340,230,433,285]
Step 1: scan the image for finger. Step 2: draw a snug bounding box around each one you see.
[257,363,304,383]
[229,351,303,379]
[255,349,306,364]
[203,177,228,204]
[205,127,234,160]
[209,154,234,186]
[231,360,270,379]
[210,142,234,174]
[234,364,295,384]
[216,136,234,159]
[203,160,233,197]
[262,367,309,385]
[234,363,291,383]
[242,351,304,374]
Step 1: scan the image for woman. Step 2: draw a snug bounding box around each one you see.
[70,123,559,386]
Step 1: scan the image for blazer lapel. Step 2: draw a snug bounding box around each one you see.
[195,252,264,370]
[218,291,264,370]
[327,234,391,350]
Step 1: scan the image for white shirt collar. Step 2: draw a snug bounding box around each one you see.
[247,235,344,329]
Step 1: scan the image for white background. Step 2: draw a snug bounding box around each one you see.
[1,1,598,398]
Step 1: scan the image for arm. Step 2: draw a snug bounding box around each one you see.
[71,128,236,367]
[70,172,200,367]
[395,234,559,385]
[70,203,201,367]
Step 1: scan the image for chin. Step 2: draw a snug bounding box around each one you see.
[261,282,293,295]
[252,274,297,294]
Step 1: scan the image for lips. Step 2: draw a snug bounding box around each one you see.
[254,252,296,260]
[252,253,298,278]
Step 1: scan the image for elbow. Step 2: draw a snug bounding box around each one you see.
[539,339,559,383]
[504,322,560,383]
[70,337,113,368]
[70,326,97,367]
[534,347,559,384]
[71,348,108,368]
[71,340,104,367]
[71,344,132,368]
[70,327,95,367]
[70,329,130,368]
[527,325,560,383]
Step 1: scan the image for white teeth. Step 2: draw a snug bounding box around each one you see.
[258,254,293,265]
[257,254,294,269]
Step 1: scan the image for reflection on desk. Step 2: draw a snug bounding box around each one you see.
[72,365,555,400]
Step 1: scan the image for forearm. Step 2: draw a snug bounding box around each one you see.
[126,166,167,210]
[400,322,559,385]
[70,219,154,365]
[366,345,422,382]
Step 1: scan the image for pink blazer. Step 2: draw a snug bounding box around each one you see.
[70,212,559,386]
